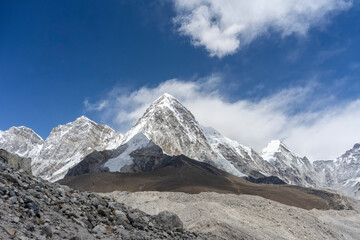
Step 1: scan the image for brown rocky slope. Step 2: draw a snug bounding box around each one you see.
[59,155,352,210]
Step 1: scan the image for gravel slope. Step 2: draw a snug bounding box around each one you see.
[103,191,360,240]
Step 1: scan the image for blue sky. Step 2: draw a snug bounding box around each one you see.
[1,0,360,159]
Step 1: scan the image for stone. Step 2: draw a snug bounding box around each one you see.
[1,173,18,184]
[41,225,53,238]
[8,196,18,204]
[0,187,7,195]
[9,189,16,197]
[155,211,183,232]
[25,224,35,232]
[98,208,110,218]
[12,216,20,223]
[25,199,40,216]
[93,224,107,234]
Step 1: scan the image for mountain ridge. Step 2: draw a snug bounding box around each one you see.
[0,93,359,199]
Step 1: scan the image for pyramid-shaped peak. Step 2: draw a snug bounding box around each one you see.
[160,93,176,99]
[143,93,192,117]
[153,93,180,105]
[75,115,94,122]
[122,93,198,144]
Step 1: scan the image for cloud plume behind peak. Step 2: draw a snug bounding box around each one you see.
[85,75,360,161]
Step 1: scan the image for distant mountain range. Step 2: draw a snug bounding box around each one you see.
[0,93,359,199]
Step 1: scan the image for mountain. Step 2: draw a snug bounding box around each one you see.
[59,154,353,211]
[335,143,360,199]
[121,93,277,178]
[1,93,360,200]
[122,94,219,165]
[0,126,44,159]
[314,143,360,199]
[33,116,123,182]
[0,116,123,182]
[65,133,167,177]
[202,126,275,178]
[260,140,318,187]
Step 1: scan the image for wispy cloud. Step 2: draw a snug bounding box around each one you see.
[85,75,360,160]
[84,99,108,111]
[316,47,347,63]
[350,62,360,70]
[172,0,352,57]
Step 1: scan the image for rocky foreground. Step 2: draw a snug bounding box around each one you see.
[104,191,360,240]
[0,161,213,239]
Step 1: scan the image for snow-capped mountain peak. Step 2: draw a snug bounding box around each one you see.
[33,116,123,181]
[0,126,44,159]
[260,140,317,187]
[260,140,287,162]
[122,93,216,162]
[337,143,360,164]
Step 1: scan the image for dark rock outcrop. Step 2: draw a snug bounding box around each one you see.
[245,176,287,185]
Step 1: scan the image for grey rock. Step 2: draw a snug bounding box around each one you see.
[41,224,52,238]
[93,224,107,234]
[155,211,183,232]
[0,149,32,175]
[8,196,17,204]
[0,187,6,195]
[9,189,16,197]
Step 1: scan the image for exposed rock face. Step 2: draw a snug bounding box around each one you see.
[0,159,211,239]
[314,143,360,199]
[260,140,319,187]
[33,116,123,182]
[202,126,274,178]
[245,176,286,185]
[123,94,219,166]
[0,149,32,175]
[313,160,336,186]
[122,94,273,178]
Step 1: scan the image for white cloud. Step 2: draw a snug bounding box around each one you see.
[85,76,360,160]
[84,99,108,111]
[173,0,352,57]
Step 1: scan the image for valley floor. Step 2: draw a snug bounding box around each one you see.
[103,191,360,240]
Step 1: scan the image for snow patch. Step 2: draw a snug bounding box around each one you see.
[104,133,150,172]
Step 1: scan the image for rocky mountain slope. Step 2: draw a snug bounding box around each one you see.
[0,150,211,239]
[260,140,319,187]
[59,154,353,211]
